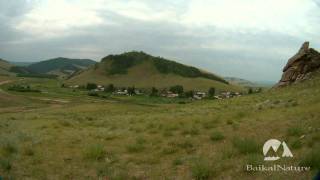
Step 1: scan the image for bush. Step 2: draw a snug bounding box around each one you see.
[126,143,145,153]
[169,85,184,94]
[208,87,216,97]
[181,127,199,136]
[210,131,225,141]
[105,84,115,93]
[173,158,183,166]
[96,164,128,179]
[184,90,194,98]
[232,138,259,154]
[8,84,41,93]
[162,146,178,155]
[150,87,159,96]
[244,153,264,172]
[0,141,17,157]
[126,138,146,153]
[299,146,320,169]
[88,91,99,97]
[86,83,97,90]
[191,157,214,180]
[83,144,106,161]
[0,158,12,171]
[291,139,302,149]
[287,126,304,137]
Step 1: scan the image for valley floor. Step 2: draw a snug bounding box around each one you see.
[0,76,319,179]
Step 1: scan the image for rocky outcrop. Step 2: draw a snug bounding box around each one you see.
[275,42,320,87]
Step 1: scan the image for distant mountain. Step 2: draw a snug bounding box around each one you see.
[10,61,35,67]
[27,57,96,76]
[67,51,244,92]
[224,77,259,87]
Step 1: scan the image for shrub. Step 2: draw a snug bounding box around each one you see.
[208,87,215,97]
[290,139,302,149]
[184,90,194,98]
[126,138,146,153]
[210,131,225,141]
[169,85,184,94]
[86,83,97,90]
[299,146,320,169]
[105,84,115,93]
[181,127,199,136]
[23,145,35,156]
[232,138,259,154]
[126,143,145,153]
[96,164,128,179]
[88,91,99,97]
[83,144,106,161]
[150,87,159,96]
[173,158,183,166]
[226,119,233,125]
[191,158,214,180]
[287,126,304,137]
[0,141,17,157]
[7,84,41,93]
[244,153,264,172]
[0,158,12,171]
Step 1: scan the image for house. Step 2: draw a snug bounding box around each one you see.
[193,91,207,100]
[114,89,128,95]
[161,91,179,98]
[135,89,143,95]
[69,85,79,89]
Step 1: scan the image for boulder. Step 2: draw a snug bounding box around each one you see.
[275,42,320,87]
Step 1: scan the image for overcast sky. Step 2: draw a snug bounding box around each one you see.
[1,0,320,81]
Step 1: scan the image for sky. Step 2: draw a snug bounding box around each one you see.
[1,0,320,81]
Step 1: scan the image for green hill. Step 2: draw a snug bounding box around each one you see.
[0,58,14,76]
[67,51,243,92]
[24,57,96,77]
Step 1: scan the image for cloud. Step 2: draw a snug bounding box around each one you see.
[1,0,320,81]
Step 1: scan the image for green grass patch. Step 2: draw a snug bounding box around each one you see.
[0,140,17,157]
[210,131,225,141]
[299,146,320,170]
[83,144,106,161]
[232,138,259,154]
[0,158,12,171]
[190,157,215,180]
[287,126,304,137]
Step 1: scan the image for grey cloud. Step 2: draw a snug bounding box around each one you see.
[0,0,35,17]
[1,1,319,82]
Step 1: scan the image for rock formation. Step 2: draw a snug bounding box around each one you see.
[275,42,320,87]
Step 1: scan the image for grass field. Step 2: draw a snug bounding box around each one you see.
[0,74,319,179]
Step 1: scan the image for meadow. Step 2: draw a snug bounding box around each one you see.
[0,75,319,179]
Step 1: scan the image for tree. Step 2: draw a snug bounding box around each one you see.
[169,85,184,94]
[127,86,136,95]
[86,83,97,90]
[185,90,194,98]
[208,87,216,97]
[150,87,159,96]
[248,88,253,94]
[105,84,115,93]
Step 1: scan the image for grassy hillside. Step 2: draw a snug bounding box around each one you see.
[67,52,243,92]
[0,59,14,76]
[0,71,319,179]
[26,57,96,76]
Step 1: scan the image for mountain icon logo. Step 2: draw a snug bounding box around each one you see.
[263,139,293,161]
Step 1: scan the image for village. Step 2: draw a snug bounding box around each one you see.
[67,83,246,100]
